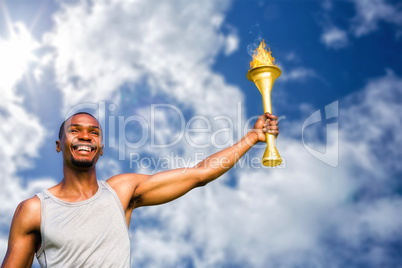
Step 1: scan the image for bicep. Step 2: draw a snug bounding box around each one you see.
[2,234,37,268]
[133,168,203,207]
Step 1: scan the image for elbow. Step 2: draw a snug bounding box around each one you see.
[196,180,208,188]
[194,167,214,188]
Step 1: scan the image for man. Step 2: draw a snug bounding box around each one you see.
[1,111,279,267]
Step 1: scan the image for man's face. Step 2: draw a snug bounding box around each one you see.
[57,114,103,169]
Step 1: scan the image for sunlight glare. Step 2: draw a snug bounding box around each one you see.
[0,22,39,90]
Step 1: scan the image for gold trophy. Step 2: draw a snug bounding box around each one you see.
[247,40,282,167]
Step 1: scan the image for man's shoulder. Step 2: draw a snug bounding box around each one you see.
[106,173,149,188]
[105,173,150,205]
[14,196,41,233]
[17,196,41,215]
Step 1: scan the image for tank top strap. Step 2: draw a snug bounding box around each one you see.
[99,180,129,230]
[99,180,109,190]
[35,191,48,264]
[36,191,51,201]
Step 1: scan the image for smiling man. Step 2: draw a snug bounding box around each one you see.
[1,111,279,267]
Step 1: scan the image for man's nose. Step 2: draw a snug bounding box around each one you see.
[78,130,91,140]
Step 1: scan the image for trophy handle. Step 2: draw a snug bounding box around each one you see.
[260,89,282,167]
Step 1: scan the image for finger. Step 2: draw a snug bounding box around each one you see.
[264,112,278,120]
[263,126,278,132]
[268,126,279,132]
[266,125,279,135]
[264,128,279,134]
[264,120,278,127]
[268,130,279,136]
[258,114,267,122]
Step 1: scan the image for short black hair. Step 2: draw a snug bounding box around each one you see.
[58,112,101,140]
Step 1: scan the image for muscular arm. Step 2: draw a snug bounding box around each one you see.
[1,197,41,268]
[109,113,279,210]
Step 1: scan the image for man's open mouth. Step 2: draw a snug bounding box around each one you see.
[72,144,95,153]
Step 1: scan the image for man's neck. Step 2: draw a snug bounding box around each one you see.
[51,165,99,202]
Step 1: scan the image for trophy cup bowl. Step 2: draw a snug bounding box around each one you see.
[247,65,282,167]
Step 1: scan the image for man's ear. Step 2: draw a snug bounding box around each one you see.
[100,144,104,156]
[56,140,62,152]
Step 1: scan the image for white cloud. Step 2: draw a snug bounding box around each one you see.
[0,23,56,260]
[44,0,241,117]
[0,23,45,177]
[96,157,122,180]
[351,0,402,37]
[319,0,402,49]
[0,22,39,92]
[340,70,402,174]
[320,26,349,49]
[280,66,318,82]
[223,32,239,55]
[0,23,47,181]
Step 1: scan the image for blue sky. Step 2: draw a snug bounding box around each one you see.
[1,0,402,267]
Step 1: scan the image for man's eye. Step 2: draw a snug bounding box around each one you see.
[91,131,99,136]
[70,129,78,133]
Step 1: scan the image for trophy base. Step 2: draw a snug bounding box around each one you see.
[261,146,282,167]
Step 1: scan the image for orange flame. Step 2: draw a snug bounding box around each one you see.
[250,39,276,69]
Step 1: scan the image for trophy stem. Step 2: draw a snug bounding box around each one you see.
[247,66,282,167]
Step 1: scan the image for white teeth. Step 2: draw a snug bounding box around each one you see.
[77,146,91,152]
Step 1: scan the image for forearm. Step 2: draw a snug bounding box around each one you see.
[194,131,259,184]
[129,132,258,207]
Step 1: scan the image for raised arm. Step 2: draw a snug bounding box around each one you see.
[109,113,278,210]
[1,197,41,268]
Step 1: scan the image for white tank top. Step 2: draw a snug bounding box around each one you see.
[36,180,131,267]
